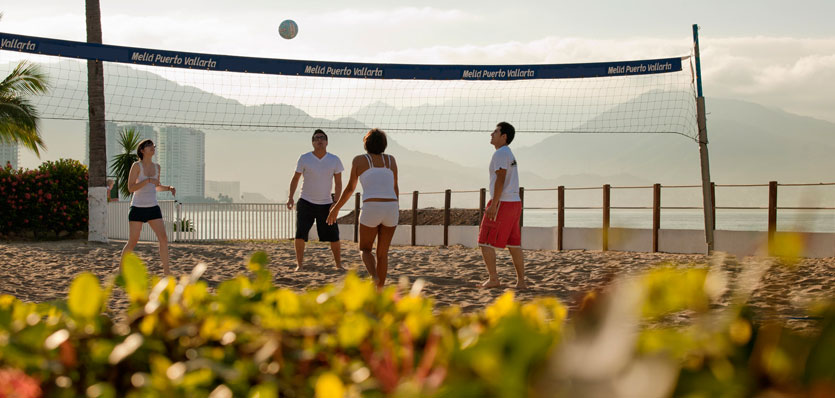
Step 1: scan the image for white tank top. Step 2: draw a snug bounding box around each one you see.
[359,154,397,201]
[130,162,159,208]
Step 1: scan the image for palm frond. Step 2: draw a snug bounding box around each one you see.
[109,127,141,198]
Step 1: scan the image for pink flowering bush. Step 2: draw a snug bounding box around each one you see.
[0,159,88,238]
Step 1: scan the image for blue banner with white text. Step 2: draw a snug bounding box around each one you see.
[1,32,684,81]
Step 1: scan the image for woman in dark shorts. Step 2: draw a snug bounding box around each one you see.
[120,139,176,275]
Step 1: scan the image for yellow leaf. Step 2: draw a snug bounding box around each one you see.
[485,291,516,325]
[315,372,345,398]
[68,272,103,319]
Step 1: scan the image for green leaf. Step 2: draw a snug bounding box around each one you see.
[68,272,103,319]
[122,252,148,302]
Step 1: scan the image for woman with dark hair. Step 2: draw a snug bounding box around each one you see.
[327,128,399,288]
[120,139,176,275]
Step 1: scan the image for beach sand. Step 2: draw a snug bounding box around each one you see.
[1,239,833,329]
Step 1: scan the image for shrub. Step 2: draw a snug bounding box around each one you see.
[0,254,832,397]
[0,159,87,238]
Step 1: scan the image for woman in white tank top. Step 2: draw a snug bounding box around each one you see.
[120,139,177,275]
[327,128,399,288]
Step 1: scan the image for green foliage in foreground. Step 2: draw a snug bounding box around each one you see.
[0,254,833,398]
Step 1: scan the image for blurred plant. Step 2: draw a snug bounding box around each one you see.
[172,217,195,232]
[0,252,833,397]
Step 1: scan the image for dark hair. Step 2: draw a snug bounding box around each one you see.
[137,139,154,160]
[363,128,387,155]
[312,129,328,141]
[497,122,515,145]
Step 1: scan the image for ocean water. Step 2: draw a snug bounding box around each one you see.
[522,209,835,233]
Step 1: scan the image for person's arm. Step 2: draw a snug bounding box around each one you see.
[154,164,175,195]
[332,172,343,207]
[287,172,302,209]
[390,155,399,198]
[487,168,507,221]
[327,157,360,224]
[126,163,153,193]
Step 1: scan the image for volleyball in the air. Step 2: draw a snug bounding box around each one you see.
[279,20,298,40]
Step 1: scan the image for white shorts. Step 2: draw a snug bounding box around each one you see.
[360,201,399,227]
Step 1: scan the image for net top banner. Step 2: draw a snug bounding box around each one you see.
[1,32,684,81]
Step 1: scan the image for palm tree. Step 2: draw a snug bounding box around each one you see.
[109,127,140,199]
[0,61,49,157]
[86,0,108,242]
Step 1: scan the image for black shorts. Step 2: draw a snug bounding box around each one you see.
[128,205,163,223]
[296,198,340,242]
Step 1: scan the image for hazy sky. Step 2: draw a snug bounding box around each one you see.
[3,0,834,123]
[3,1,835,188]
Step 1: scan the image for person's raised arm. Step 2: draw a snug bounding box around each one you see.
[287,171,302,209]
[327,157,360,224]
[155,164,175,195]
[332,172,343,207]
[390,155,399,198]
[126,163,146,193]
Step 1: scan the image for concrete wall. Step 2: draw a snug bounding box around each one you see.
[336,224,835,258]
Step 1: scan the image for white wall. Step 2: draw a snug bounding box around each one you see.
[338,224,835,258]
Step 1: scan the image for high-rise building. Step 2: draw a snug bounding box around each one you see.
[0,142,19,169]
[156,126,205,201]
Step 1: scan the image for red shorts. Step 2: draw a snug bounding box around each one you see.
[478,200,522,249]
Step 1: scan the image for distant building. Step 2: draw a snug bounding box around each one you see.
[206,180,241,202]
[0,142,19,169]
[156,126,205,200]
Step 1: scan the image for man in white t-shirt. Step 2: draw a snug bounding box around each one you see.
[477,122,526,289]
[287,129,344,271]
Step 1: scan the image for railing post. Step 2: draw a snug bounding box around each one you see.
[411,190,418,246]
[519,187,525,228]
[602,184,610,251]
[354,192,360,243]
[175,201,181,243]
[710,181,716,231]
[652,184,661,253]
[557,186,564,251]
[479,188,486,220]
[443,189,451,246]
[768,181,777,255]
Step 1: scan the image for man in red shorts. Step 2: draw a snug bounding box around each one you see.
[478,122,526,289]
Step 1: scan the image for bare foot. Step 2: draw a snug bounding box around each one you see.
[480,279,502,288]
[515,282,529,291]
[293,265,303,272]
[335,264,345,271]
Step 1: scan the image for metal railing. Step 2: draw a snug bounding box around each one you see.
[107,201,296,242]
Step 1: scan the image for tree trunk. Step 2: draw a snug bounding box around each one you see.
[86,0,108,242]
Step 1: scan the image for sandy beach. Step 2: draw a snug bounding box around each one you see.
[1,239,833,329]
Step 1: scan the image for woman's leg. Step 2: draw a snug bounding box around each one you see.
[358,224,379,281]
[147,218,170,275]
[121,222,144,269]
[375,225,397,288]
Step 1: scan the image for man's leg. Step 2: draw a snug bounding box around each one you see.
[294,199,314,271]
[480,245,501,287]
[508,247,526,289]
[293,239,306,271]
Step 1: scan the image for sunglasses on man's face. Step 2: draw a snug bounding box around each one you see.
[313,136,327,141]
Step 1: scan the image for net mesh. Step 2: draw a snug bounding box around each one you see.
[0,50,698,139]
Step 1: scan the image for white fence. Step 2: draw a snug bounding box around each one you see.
[107,201,296,242]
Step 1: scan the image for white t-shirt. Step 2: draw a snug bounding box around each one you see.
[488,145,521,202]
[296,152,344,205]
